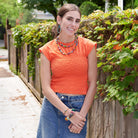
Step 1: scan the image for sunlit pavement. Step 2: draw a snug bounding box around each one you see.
[0,61,41,138]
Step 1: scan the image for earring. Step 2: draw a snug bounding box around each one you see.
[57,25,61,34]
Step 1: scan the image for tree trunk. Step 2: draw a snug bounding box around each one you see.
[105,0,110,13]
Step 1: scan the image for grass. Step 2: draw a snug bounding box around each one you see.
[0,46,6,49]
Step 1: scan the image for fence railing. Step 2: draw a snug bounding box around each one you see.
[7,30,138,138]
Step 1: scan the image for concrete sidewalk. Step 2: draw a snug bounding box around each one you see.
[0,61,41,138]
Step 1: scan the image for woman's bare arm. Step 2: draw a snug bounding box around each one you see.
[69,47,97,134]
[80,47,97,117]
[40,53,68,113]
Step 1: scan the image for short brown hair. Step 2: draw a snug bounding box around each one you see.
[57,3,81,18]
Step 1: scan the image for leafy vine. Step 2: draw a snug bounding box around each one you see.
[12,8,138,118]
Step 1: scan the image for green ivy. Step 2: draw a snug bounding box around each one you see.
[12,8,138,118]
[79,8,138,117]
[95,9,138,116]
[12,22,55,80]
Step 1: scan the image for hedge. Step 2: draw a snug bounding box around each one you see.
[12,8,138,118]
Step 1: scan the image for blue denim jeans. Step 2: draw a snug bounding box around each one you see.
[37,93,87,138]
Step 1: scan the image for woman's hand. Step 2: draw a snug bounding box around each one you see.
[69,112,86,130]
[68,123,83,134]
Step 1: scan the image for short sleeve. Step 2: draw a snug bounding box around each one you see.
[39,45,51,61]
[86,40,97,56]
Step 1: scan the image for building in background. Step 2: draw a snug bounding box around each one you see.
[32,10,54,20]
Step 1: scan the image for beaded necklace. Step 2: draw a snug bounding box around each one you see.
[56,36,78,55]
[56,36,77,48]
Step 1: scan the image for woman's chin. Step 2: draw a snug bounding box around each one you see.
[66,32,76,36]
[60,31,76,37]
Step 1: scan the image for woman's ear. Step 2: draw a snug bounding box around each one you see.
[57,15,61,25]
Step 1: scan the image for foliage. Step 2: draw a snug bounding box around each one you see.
[18,9,38,25]
[20,0,138,19]
[124,0,138,10]
[12,8,138,118]
[78,8,138,117]
[80,1,100,16]
[9,64,19,75]
[104,0,138,11]
[12,22,55,79]
[0,20,5,39]
[21,0,103,19]
[21,0,58,20]
[0,0,19,26]
[0,0,37,27]
[65,0,89,7]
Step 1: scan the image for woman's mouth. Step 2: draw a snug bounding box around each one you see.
[67,27,75,32]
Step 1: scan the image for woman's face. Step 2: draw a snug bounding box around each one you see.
[57,11,81,36]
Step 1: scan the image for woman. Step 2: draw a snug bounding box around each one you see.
[37,3,97,138]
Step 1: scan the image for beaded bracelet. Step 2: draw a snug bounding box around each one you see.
[65,109,75,121]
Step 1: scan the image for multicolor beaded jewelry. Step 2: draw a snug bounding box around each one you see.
[65,111,75,121]
[56,35,78,55]
[65,108,75,121]
[56,35,77,48]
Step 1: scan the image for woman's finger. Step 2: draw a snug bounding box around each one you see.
[68,123,73,129]
[70,125,82,134]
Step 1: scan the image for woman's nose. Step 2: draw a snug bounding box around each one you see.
[72,21,76,26]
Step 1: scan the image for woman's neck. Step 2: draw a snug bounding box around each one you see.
[58,33,75,43]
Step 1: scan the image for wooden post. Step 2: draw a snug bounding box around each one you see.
[105,0,110,13]
[4,33,7,49]
[118,0,123,10]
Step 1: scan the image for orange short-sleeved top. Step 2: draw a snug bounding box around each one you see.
[39,36,97,95]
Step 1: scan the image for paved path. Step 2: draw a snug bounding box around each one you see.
[0,61,41,138]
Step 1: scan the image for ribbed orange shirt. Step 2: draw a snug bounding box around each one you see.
[39,36,97,95]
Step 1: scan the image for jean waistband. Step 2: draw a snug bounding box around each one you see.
[56,92,85,101]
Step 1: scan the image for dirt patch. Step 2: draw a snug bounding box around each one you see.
[0,67,13,77]
[9,95,28,105]
[10,95,26,101]
[23,102,28,105]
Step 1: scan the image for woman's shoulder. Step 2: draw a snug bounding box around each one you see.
[39,39,56,55]
[42,39,56,48]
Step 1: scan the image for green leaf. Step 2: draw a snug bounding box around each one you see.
[94,26,106,31]
[97,62,104,68]
[102,65,113,72]
[105,20,111,25]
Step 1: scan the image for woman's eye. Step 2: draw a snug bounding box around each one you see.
[67,18,72,21]
[66,17,80,23]
[76,20,80,23]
